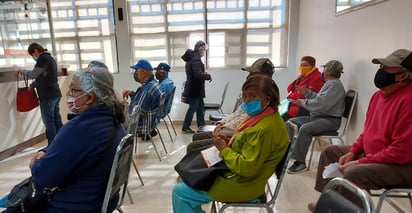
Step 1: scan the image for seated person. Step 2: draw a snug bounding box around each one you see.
[154,62,175,119]
[287,60,346,174]
[188,58,275,151]
[308,49,412,211]
[282,56,324,121]
[123,59,162,140]
[172,75,289,213]
[30,67,127,212]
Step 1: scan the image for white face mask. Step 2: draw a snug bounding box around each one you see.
[66,94,87,113]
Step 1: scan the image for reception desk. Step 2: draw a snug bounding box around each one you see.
[0,67,70,160]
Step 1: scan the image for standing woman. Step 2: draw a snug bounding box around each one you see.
[20,43,63,146]
[181,40,212,133]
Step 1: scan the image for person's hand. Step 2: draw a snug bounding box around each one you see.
[212,134,229,152]
[208,75,212,82]
[338,152,355,165]
[289,99,302,107]
[213,123,223,135]
[295,85,308,94]
[29,151,45,169]
[340,160,359,173]
[16,69,23,78]
[122,90,131,99]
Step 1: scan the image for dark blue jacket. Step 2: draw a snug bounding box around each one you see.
[32,105,127,212]
[181,49,211,99]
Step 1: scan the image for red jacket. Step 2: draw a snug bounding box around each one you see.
[286,68,324,117]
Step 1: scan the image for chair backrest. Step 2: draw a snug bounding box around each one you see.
[337,89,357,136]
[313,177,375,213]
[220,82,230,106]
[156,92,167,123]
[126,105,142,135]
[164,86,176,116]
[101,134,134,213]
[232,93,242,113]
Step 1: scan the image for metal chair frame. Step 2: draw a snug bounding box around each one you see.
[313,177,375,213]
[307,89,357,169]
[211,139,295,213]
[161,86,177,142]
[204,81,229,114]
[101,134,134,213]
[371,186,412,213]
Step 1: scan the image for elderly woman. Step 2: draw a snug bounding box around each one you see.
[29,67,127,212]
[172,75,289,212]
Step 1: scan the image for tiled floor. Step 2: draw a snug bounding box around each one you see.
[0,123,410,212]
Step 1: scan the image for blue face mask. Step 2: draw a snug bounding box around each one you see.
[32,56,38,61]
[241,100,263,116]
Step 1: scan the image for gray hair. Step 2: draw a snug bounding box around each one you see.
[74,67,125,122]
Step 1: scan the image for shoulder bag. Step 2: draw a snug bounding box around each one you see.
[16,74,39,112]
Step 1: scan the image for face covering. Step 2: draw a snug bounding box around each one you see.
[299,66,312,76]
[374,68,404,88]
[133,72,139,82]
[32,56,38,61]
[66,94,87,113]
[240,100,263,116]
[321,72,326,82]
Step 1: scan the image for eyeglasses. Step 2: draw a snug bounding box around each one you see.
[68,86,83,96]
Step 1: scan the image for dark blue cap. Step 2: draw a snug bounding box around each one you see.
[130,59,153,71]
[155,62,171,72]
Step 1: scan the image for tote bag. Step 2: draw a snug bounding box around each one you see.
[174,145,229,191]
[16,75,39,112]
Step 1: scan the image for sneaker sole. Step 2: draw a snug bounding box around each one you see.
[287,168,307,174]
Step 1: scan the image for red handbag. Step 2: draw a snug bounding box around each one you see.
[16,74,39,112]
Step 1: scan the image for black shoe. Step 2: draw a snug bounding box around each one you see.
[182,128,195,134]
[287,161,307,174]
[150,130,158,137]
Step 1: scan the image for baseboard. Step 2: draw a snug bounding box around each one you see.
[0,134,46,161]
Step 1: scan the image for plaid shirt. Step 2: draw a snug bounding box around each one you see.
[129,76,161,134]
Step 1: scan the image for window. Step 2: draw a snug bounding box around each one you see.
[336,0,388,15]
[128,0,289,69]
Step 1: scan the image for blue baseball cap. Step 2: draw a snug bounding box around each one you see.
[130,59,153,71]
[155,62,171,72]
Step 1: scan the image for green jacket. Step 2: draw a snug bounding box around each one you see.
[208,112,289,202]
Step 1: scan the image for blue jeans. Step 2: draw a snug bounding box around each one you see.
[183,98,205,130]
[39,97,63,145]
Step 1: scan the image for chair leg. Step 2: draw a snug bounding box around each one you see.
[307,138,318,170]
[150,137,162,161]
[162,118,174,142]
[126,188,134,204]
[210,201,217,213]
[156,128,168,154]
[167,114,177,136]
[131,159,144,186]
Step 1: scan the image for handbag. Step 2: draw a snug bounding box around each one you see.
[16,75,39,112]
[2,177,48,213]
[174,145,230,191]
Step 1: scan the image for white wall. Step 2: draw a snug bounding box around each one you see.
[297,0,412,144]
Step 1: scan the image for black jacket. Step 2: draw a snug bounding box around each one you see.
[181,49,211,99]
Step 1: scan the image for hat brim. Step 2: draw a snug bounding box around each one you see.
[241,67,259,73]
[372,58,402,67]
[130,65,138,69]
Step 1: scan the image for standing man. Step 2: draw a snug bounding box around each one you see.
[154,62,175,119]
[181,40,212,133]
[123,59,162,140]
[308,49,412,211]
[287,60,346,174]
[19,43,63,146]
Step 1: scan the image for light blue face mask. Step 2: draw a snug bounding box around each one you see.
[32,56,38,61]
[240,100,263,116]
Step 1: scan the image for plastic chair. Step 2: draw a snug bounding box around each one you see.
[211,139,295,213]
[101,134,134,213]
[204,82,229,114]
[313,177,375,213]
[126,106,145,187]
[371,186,412,213]
[161,86,177,142]
[307,89,357,169]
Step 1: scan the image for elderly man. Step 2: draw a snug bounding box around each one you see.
[154,62,175,119]
[123,59,162,140]
[287,60,346,173]
[307,49,412,211]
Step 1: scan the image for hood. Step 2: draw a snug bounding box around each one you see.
[181,49,196,62]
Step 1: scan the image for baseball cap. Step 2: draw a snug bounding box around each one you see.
[88,60,108,69]
[321,60,344,76]
[130,59,153,71]
[372,49,412,72]
[242,58,275,76]
[155,62,171,72]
